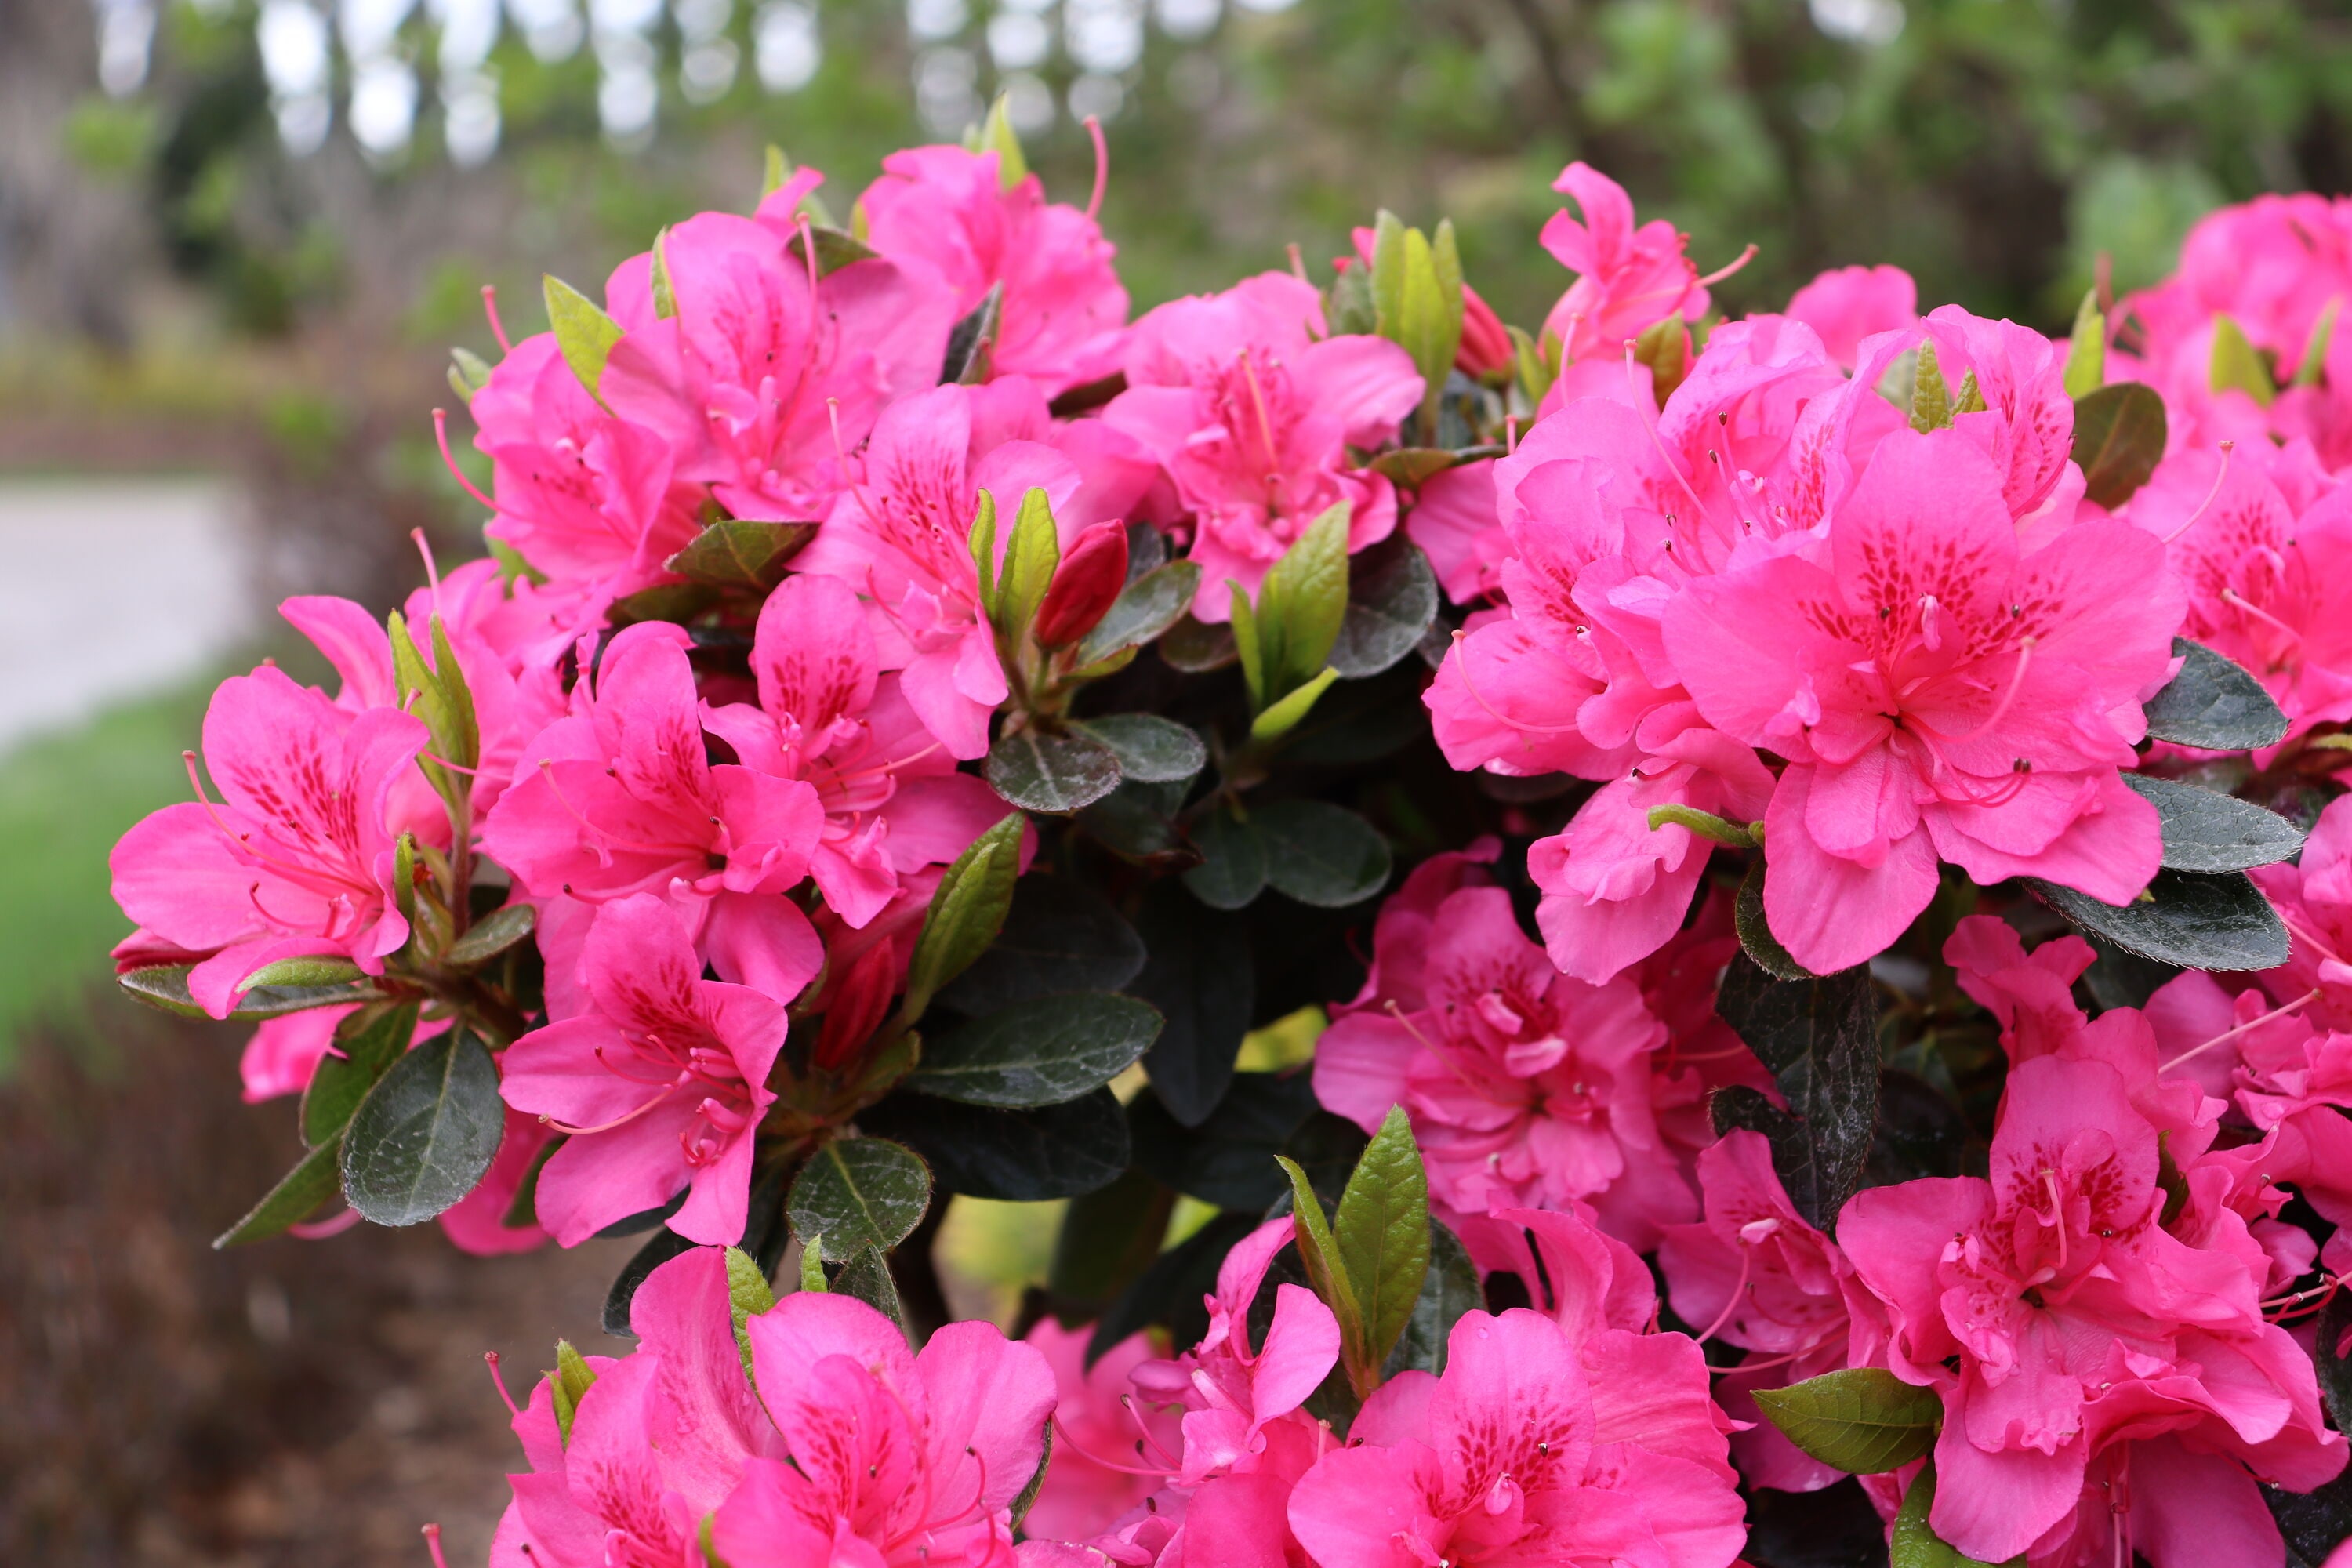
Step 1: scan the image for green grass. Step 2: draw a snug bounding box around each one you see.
[0,677,214,1073]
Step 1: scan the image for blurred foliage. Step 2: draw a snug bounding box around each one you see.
[67,0,2352,365]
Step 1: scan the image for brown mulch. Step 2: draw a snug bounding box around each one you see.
[0,997,640,1567]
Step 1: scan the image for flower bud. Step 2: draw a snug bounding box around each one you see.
[1032,521,1130,649]
[1456,283,1513,382]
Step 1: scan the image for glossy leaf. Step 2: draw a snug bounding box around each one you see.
[860,1087,1130,1201]
[903,993,1161,1108]
[213,1138,343,1247]
[1073,559,1202,666]
[1334,1105,1431,1388]
[341,1026,506,1227]
[1048,1167,1175,1315]
[830,1246,913,1341]
[1184,806,1269,910]
[1072,714,1205,785]
[1381,1218,1480,1377]
[1893,1462,2015,1567]
[664,519,817,591]
[1157,614,1239,673]
[1330,535,1439,680]
[1256,800,1392,908]
[2031,868,2288,971]
[1752,1367,1943,1475]
[988,728,1122,815]
[1276,1153,1364,1360]
[787,1138,934,1262]
[446,902,539,967]
[119,963,388,1023]
[2125,775,2304,872]
[2071,381,2167,508]
[902,813,1025,1018]
[602,1225,697,1336]
[301,1000,421,1146]
[2143,638,2289,750]
[1714,955,1878,1232]
[1132,884,1256,1126]
[936,877,1145,1015]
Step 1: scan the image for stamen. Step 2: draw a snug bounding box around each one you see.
[2043,1169,2070,1276]
[1624,343,1711,524]
[484,1351,520,1415]
[1505,414,1519,456]
[1445,630,1585,736]
[1083,115,1109,222]
[1690,1242,1755,1345]
[2159,988,2321,1073]
[423,1523,452,1568]
[540,1083,679,1137]
[1050,1415,1175,1479]
[433,408,502,515]
[2220,586,2305,649]
[481,285,510,353]
[2160,442,2235,543]
[1693,243,1759,289]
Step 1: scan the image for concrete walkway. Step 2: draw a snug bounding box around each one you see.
[0,478,253,756]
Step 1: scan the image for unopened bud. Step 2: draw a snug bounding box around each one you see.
[1032,521,1130,648]
[1456,283,1513,380]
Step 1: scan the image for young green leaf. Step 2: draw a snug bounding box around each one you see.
[2296,297,2340,388]
[968,489,1000,618]
[2063,289,2105,399]
[242,955,367,989]
[549,1340,597,1443]
[2210,314,2277,407]
[1250,666,1340,742]
[448,345,493,400]
[1368,210,1408,344]
[993,487,1062,641]
[1334,1105,1431,1388]
[649,227,678,319]
[1229,583,1269,711]
[787,1137,934,1262]
[1909,341,1954,432]
[1751,1367,1943,1474]
[1254,502,1352,703]
[978,92,1028,188]
[1276,1154,1365,1360]
[543,274,626,399]
[1381,1219,1480,1377]
[902,812,1026,1018]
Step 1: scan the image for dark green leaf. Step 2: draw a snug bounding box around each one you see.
[603,1225,697,1336]
[942,280,1004,383]
[1893,1461,2016,1567]
[1255,800,1392,908]
[830,1246,914,1340]
[1075,776,1192,866]
[1334,1105,1431,1381]
[787,1138,934,1261]
[594,1189,687,1239]
[1089,1210,1256,1365]
[1734,858,1813,982]
[1048,371,1127,419]
[1325,262,1377,338]
[903,813,1025,1018]
[118,962,384,1022]
[904,993,1161,1107]
[2030,868,2288,971]
[1072,714,1205,785]
[1869,1069,1968,1184]
[242,955,367,988]
[213,1138,344,1247]
[609,581,720,626]
[1752,1367,1943,1475]
[935,877,1145,1014]
[1279,662,1431,766]
[1366,447,1466,485]
[503,1132,563,1228]
[784,223,880,275]
[987,728,1122,814]
[341,1026,505,1227]
[1158,615,1240,673]
[1073,562,1200,669]
[1133,884,1256,1126]
[1744,1479,1898,1568]
[1011,1424,1053,1532]
[1381,1219,1479,1377]
[2071,381,2167,509]
[1184,806,1269,910]
[1130,1070,1319,1208]
[301,1000,420,1146]
[1330,535,1438,679]
[1715,955,1878,1232]
[2143,638,2290,750]
[2267,1477,2352,1568]
[445,902,538,966]
[664,519,817,591]
[1049,1167,1174,1316]
[860,1087,1130,1200]
[2125,774,2304,872]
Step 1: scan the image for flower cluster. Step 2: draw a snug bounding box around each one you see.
[101,114,2352,1568]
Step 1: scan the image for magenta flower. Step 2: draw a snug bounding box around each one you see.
[1104,273,1422,620]
[1021,1319,1171,1544]
[2251,792,2352,1031]
[482,620,827,1000]
[1664,427,2181,974]
[499,893,788,1246]
[1840,1051,2347,1566]
[858,143,1131,395]
[1538,162,1716,368]
[1284,1306,1746,1568]
[1312,851,1703,1248]
[600,210,957,522]
[1784,264,1918,369]
[110,666,426,1018]
[711,1290,1056,1567]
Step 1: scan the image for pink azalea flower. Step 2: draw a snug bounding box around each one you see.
[1664,426,2181,975]
[1784,264,1919,369]
[600,209,957,522]
[2251,792,2352,1031]
[468,331,703,596]
[1538,162,1715,368]
[110,665,425,1018]
[492,1247,780,1566]
[700,571,1012,928]
[1312,858,1700,1249]
[710,1289,1056,1567]
[1839,1052,2346,1567]
[857,144,1131,394]
[481,620,828,1002]
[1658,1131,1887,1492]
[1022,1320,1171,1544]
[1103,272,1422,621]
[1284,1306,1747,1568]
[793,378,1090,759]
[498,893,788,1246]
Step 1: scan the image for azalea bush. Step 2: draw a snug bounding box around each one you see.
[103,104,2352,1567]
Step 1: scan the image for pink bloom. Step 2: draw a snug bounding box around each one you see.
[2251,792,2352,1031]
[793,378,1087,758]
[600,209,956,522]
[1312,858,1700,1249]
[1664,426,2180,974]
[1658,1131,1886,1492]
[858,144,1131,394]
[1401,458,1503,604]
[1284,1307,1746,1568]
[498,893,788,1246]
[1105,273,1422,620]
[1784,264,1918,369]
[1022,1320,1170,1543]
[700,572,1011,928]
[1538,162,1715,366]
[110,665,424,1018]
[1839,1052,2345,1567]
[482,620,828,1000]
[711,1289,1055,1568]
